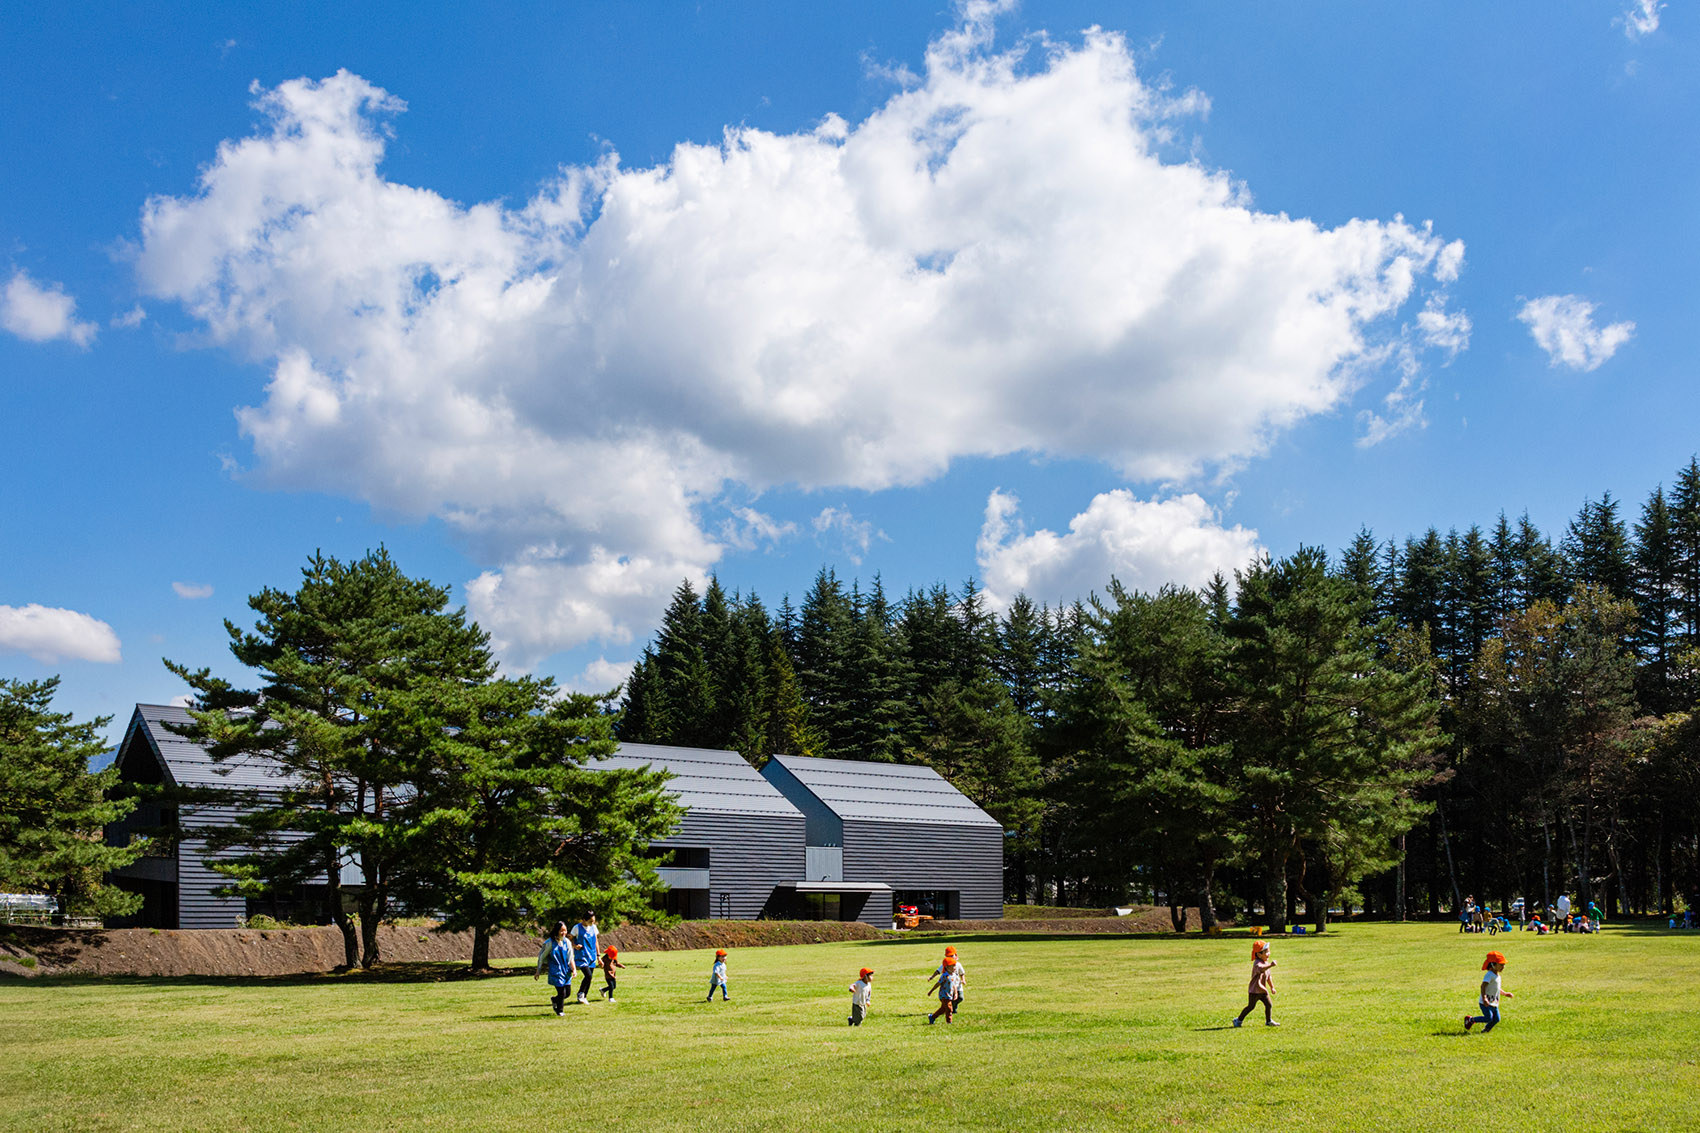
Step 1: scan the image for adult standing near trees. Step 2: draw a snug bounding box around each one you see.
[570,912,600,1004]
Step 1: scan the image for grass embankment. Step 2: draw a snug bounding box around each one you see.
[2,922,1695,1132]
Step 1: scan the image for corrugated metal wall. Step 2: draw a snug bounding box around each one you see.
[176,804,249,930]
[653,810,806,920]
[841,820,1004,925]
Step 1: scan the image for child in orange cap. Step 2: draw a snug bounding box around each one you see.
[927,948,965,1024]
[598,944,626,1002]
[1233,939,1278,1027]
[848,967,874,1026]
[1464,951,1513,1032]
[706,949,730,1002]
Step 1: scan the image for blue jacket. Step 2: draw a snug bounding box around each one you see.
[571,923,599,969]
[542,940,573,986]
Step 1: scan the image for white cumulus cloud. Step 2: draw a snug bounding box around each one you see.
[1517,294,1634,371]
[171,582,215,599]
[132,12,1462,666]
[1622,0,1663,38]
[976,489,1264,610]
[2,271,98,348]
[563,656,637,696]
[0,604,122,664]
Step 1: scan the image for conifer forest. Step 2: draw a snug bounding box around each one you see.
[619,458,1700,930]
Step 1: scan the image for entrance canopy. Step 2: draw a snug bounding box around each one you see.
[777,881,892,894]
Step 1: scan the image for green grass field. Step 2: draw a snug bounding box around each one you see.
[3,922,1696,1132]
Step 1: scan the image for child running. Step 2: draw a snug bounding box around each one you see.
[533,921,574,1017]
[1464,950,1513,1033]
[848,967,874,1026]
[927,947,965,1025]
[598,945,626,1002]
[1233,939,1278,1027]
[706,948,730,1001]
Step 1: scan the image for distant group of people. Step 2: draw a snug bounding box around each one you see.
[1459,893,1607,935]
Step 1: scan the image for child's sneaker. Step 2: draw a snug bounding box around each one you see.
[577,993,588,1004]
[1463,1015,1474,1031]
[1232,1017,1242,1028]
[606,997,616,1003]
[1265,1019,1279,1026]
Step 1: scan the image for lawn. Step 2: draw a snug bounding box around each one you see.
[3,922,1695,1132]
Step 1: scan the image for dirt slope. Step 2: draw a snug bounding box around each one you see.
[0,919,884,978]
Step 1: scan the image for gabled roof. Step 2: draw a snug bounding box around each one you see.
[765,754,1001,828]
[123,704,299,791]
[596,743,804,818]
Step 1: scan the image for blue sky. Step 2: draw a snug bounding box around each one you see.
[3,1,1695,742]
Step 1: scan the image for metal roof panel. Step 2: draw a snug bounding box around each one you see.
[596,743,804,818]
[767,754,1001,827]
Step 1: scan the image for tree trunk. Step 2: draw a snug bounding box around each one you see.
[1265,850,1288,933]
[1197,865,1218,932]
[1437,799,1462,912]
[471,925,491,972]
[323,846,358,969]
[1541,817,1553,916]
[1169,903,1187,933]
[1395,833,1407,923]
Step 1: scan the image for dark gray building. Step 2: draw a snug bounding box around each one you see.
[105,703,303,929]
[102,707,1004,929]
[596,743,809,920]
[760,754,1004,926]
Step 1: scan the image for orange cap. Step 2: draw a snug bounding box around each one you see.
[1482,951,1506,969]
[859,968,873,978]
[943,946,957,956]
[605,946,618,957]
[715,949,727,957]
[1252,940,1270,957]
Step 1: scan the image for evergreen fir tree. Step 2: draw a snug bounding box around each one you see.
[1669,456,1700,648]
[1563,494,1635,599]
[1633,485,1682,711]
[650,580,715,748]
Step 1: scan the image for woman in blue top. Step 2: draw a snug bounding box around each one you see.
[534,921,574,1016]
[570,912,600,1005]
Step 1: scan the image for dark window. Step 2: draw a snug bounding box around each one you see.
[656,846,710,869]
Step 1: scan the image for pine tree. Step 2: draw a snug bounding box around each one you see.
[166,548,495,967]
[407,680,681,971]
[1228,548,1443,932]
[0,678,145,918]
